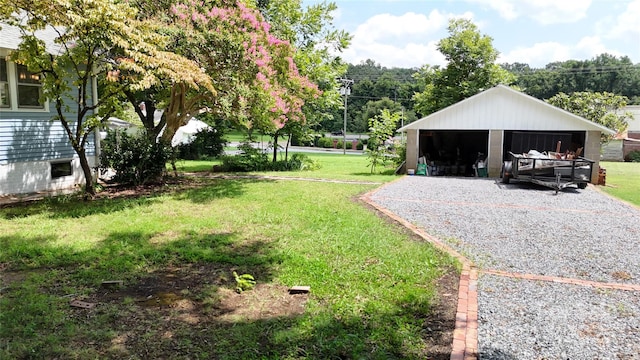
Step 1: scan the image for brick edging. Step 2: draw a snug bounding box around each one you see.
[481,269,640,291]
[359,187,479,360]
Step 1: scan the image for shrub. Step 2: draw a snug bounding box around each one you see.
[393,143,407,167]
[220,145,319,172]
[290,132,316,147]
[100,129,170,185]
[335,139,343,149]
[175,128,226,160]
[356,140,364,150]
[220,142,270,172]
[625,150,640,162]
[317,137,334,148]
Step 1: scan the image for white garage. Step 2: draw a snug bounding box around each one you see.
[399,85,616,183]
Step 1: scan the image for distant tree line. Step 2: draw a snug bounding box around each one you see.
[326,50,639,135]
[503,53,640,103]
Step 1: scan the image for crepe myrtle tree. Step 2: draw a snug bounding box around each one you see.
[3,0,212,198]
[168,1,320,159]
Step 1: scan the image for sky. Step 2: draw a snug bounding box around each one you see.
[303,0,640,69]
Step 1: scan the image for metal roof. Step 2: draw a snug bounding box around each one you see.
[399,85,616,135]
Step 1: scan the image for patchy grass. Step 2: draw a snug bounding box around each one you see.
[0,176,456,359]
[599,161,640,206]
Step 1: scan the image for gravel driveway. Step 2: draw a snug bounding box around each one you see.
[369,176,640,359]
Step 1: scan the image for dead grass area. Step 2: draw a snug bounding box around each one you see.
[422,267,459,358]
[84,264,308,322]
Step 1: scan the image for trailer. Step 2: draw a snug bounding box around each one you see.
[501,151,595,193]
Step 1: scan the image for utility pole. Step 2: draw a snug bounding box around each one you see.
[339,78,353,155]
[394,88,405,144]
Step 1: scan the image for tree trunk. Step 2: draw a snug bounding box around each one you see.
[272,132,279,163]
[77,148,96,198]
[285,133,290,161]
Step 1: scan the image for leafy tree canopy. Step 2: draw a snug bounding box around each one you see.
[1,0,210,197]
[503,53,640,103]
[413,18,515,115]
[546,91,632,141]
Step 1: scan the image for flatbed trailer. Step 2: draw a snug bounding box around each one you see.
[501,151,595,193]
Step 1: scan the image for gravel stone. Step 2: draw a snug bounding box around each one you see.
[369,176,640,359]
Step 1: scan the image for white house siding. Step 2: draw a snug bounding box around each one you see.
[0,157,96,195]
[0,112,97,196]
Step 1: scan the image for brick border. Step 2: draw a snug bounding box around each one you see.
[481,269,640,291]
[360,187,479,360]
[361,181,640,360]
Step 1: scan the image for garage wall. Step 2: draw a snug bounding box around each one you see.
[406,129,418,173]
[488,130,503,177]
[585,130,602,183]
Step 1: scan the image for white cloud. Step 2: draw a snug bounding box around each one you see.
[602,0,640,39]
[343,10,473,68]
[498,36,624,67]
[498,42,572,67]
[468,0,592,24]
[342,40,445,68]
[351,10,448,43]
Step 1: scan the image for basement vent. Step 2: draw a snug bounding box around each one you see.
[51,161,72,178]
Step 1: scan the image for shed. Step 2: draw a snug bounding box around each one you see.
[399,85,616,183]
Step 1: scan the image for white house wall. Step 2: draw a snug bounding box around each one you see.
[0,157,96,196]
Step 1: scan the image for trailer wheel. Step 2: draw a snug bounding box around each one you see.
[578,183,587,189]
[501,161,512,184]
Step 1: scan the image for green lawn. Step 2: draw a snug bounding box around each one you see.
[599,161,640,206]
[173,152,400,183]
[0,155,453,359]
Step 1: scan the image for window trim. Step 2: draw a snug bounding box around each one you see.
[15,63,44,109]
[0,57,10,108]
[0,52,49,113]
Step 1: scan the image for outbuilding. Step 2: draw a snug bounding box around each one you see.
[399,85,616,183]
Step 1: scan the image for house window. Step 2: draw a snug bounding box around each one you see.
[0,58,9,108]
[51,161,72,178]
[16,63,43,108]
[0,55,47,111]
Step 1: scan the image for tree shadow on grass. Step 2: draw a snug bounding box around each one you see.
[172,177,274,204]
[0,177,267,220]
[95,282,455,360]
[1,228,456,360]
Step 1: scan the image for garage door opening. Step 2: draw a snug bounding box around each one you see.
[418,130,488,176]
[503,131,586,160]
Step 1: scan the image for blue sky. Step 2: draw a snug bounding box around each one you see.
[303,0,640,69]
